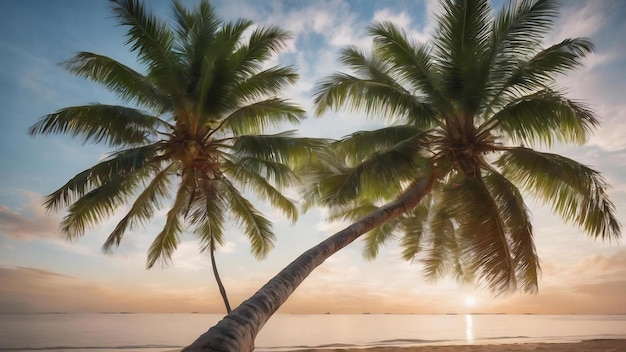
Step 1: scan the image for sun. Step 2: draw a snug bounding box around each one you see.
[464,296,477,307]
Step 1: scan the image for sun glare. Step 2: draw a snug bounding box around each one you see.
[465,296,476,307]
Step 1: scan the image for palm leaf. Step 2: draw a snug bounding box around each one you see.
[62,52,171,113]
[485,0,558,100]
[61,163,155,239]
[335,125,425,164]
[230,25,292,77]
[111,0,182,91]
[228,66,299,104]
[188,182,227,252]
[146,179,190,268]
[423,196,457,281]
[314,47,435,126]
[500,38,594,100]
[362,217,400,260]
[484,171,539,293]
[497,148,621,240]
[42,144,161,211]
[399,201,430,261]
[232,132,330,167]
[225,156,298,188]
[223,159,298,223]
[221,179,274,258]
[103,162,175,252]
[483,89,598,146]
[29,104,167,147]
[368,21,445,109]
[332,133,431,203]
[434,0,492,114]
[221,98,305,135]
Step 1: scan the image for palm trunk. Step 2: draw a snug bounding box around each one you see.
[210,238,232,313]
[183,176,434,352]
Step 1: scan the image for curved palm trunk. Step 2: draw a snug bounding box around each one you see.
[183,176,435,352]
[210,239,232,313]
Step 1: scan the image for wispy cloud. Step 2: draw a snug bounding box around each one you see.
[0,192,60,241]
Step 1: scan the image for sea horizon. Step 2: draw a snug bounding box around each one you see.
[1,313,625,352]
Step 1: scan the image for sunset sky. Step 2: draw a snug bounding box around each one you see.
[1,0,625,316]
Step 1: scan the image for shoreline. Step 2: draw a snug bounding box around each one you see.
[284,339,626,351]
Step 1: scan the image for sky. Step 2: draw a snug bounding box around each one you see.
[1,0,625,316]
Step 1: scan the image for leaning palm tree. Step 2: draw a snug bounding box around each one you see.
[29,0,323,313]
[183,0,620,350]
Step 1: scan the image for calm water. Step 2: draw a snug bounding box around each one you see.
[0,314,625,351]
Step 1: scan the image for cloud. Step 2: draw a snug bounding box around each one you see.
[0,265,231,313]
[551,1,605,43]
[218,241,237,254]
[0,192,60,241]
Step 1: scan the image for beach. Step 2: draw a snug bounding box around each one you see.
[292,339,626,351]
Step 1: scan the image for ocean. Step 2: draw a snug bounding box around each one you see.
[0,314,625,351]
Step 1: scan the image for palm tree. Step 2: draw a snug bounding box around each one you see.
[182,0,621,350]
[29,0,323,313]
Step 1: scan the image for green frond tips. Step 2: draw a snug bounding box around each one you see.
[43,145,160,212]
[232,132,332,168]
[28,104,169,147]
[223,158,299,224]
[483,171,539,293]
[362,218,400,260]
[146,180,190,269]
[110,0,175,65]
[103,163,174,253]
[61,53,171,113]
[497,148,621,241]
[221,179,275,259]
[484,89,598,147]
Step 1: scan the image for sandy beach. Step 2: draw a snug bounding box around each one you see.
[291,339,626,351]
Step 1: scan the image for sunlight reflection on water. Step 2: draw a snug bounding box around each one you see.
[465,314,474,343]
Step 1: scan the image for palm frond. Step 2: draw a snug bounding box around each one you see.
[497,148,621,240]
[427,176,518,293]
[146,179,190,268]
[423,200,457,281]
[486,0,558,97]
[326,203,378,223]
[230,25,292,77]
[111,0,181,91]
[314,47,435,126]
[434,0,492,114]
[172,0,220,52]
[484,171,539,293]
[29,104,167,147]
[43,144,161,211]
[103,162,175,252]
[499,38,594,101]
[225,156,298,188]
[362,217,400,260]
[483,89,598,146]
[221,179,274,258]
[228,66,299,104]
[332,125,428,163]
[313,134,429,206]
[232,131,331,167]
[490,0,557,58]
[60,162,155,240]
[223,159,298,223]
[221,98,305,135]
[188,182,227,252]
[399,201,430,261]
[336,126,428,164]
[368,21,445,109]
[62,52,171,113]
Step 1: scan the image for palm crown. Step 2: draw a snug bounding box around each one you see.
[29,0,322,272]
[309,0,621,293]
